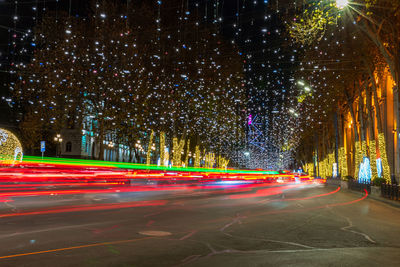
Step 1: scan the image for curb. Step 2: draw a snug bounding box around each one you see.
[325,183,400,209]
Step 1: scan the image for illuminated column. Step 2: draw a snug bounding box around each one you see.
[172,137,185,166]
[354,141,363,179]
[378,133,391,182]
[159,132,165,166]
[338,147,348,178]
[194,145,200,167]
[369,139,378,179]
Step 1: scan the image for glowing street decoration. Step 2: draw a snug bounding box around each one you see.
[0,128,23,163]
[354,141,363,179]
[378,133,390,182]
[194,145,200,167]
[248,114,252,125]
[358,157,372,182]
[369,140,378,178]
[172,137,185,166]
[159,132,165,166]
[146,130,154,165]
[338,147,348,178]
[332,163,338,178]
[376,158,382,178]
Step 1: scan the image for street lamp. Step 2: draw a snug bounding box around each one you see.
[54,134,63,157]
[336,0,349,9]
[297,80,312,92]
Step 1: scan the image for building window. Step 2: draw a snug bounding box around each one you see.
[66,142,72,152]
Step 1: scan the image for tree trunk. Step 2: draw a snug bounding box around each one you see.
[360,19,399,180]
[98,127,105,161]
[358,81,366,142]
[129,148,133,162]
[363,58,383,134]
[366,83,375,140]
[116,142,120,162]
[345,89,359,142]
[366,82,378,178]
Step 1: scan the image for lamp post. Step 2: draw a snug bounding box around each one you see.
[135,140,143,163]
[54,134,63,157]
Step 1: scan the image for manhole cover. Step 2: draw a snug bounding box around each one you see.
[139,230,172,237]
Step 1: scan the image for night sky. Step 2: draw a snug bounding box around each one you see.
[0,0,299,167]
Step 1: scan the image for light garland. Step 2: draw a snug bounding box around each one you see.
[354,141,363,179]
[369,140,378,179]
[146,130,154,165]
[378,133,391,182]
[0,128,24,163]
[328,152,335,178]
[173,137,185,167]
[217,155,229,169]
[305,162,314,176]
[323,157,329,178]
[205,153,215,168]
[159,132,165,166]
[194,145,200,167]
[338,146,348,179]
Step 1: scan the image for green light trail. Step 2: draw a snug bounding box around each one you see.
[21,156,279,175]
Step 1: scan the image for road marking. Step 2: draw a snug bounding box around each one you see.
[333,213,376,244]
[223,232,314,249]
[0,237,154,260]
[220,213,246,232]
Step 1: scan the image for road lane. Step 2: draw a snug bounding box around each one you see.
[0,183,399,266]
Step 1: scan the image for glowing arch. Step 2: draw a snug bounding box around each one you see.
[0,128,23,163]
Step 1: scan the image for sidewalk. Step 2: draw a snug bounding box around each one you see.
[325,178,400,209]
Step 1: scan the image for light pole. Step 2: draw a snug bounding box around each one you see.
[54,134,63,157]
[135,140,143,163]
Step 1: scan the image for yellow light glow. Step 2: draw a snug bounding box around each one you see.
[0,128,23,163]
[336,0,349,9]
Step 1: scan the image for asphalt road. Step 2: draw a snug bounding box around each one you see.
[0,183,400,266]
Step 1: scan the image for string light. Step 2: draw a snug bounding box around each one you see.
[0,129,24,163]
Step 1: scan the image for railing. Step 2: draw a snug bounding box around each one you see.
[381,183,400,201]
[348,179,371,194]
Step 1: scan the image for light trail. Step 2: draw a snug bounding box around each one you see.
[0,156,323,219]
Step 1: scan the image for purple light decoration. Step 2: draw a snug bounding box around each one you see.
[248,114,252,125]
